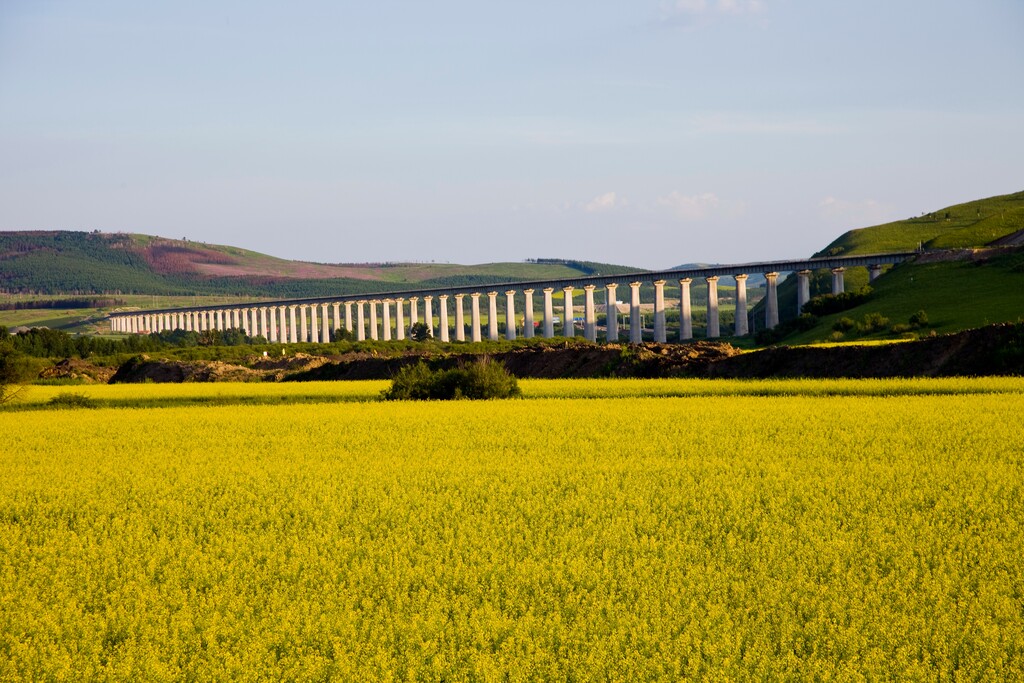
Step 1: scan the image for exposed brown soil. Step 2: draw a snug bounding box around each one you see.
[75,322,1024,385]
[38,358,117,384]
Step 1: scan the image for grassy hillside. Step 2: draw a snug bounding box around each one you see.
[817,190,1024,256]
[749,190,1024,339]
[0,231,636,297]
[782,251,1024,345]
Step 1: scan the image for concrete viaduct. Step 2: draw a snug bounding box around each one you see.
[108,252,915,344]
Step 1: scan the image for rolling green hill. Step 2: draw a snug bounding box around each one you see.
[816,190,1024,256]
[749,190,1024,343]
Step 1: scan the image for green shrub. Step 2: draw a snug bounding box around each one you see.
[909,310,930,328]
[858,313,891,334]
[802,287,873,316]
[382,358,521,401]
[47,392,97,409]
[833,317,856,333]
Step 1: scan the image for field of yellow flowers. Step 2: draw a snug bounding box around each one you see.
[2,378,1022,679]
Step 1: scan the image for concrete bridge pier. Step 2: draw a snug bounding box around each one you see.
[505,291,516,340]
[629,282,642,344]
[288,305,298,343]
[382,300,392,341]
[424,296,434,338]
[344,302,353,334]
[653,280,666,343]
[454,294,465,341]
[796,270,811,315]
[321,303,330,342]
[734,274,748,337]
[523,289,535,338]
[606,283,619,342]
[369,301,379,340]
[471,293,482,342]
[706,276,720,338]
[487,292,499,341]
[765,272,780,329]
[310,304,320,343]
[563,287,575,338]
[356,301,365,341]
[869,264,882,282]
[543,288,555,338]
[395,298,406,340]
[832,267,845,294]
[409,297,419,329]
[584,285,597,342]
[439,295,450,342]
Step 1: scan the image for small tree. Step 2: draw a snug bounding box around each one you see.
[382,358,521,401]
[410,322,431,342]
[0,345,27,405]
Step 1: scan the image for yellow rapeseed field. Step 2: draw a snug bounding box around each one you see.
[2,378,1023,680]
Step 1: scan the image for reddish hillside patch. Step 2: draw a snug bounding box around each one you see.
[142,243,238,275]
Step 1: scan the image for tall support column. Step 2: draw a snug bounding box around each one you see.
[765,272,780,329]
[629,282,642,345]
[454,294,466,341]
[259,307,268,340]
[734,274,749,337]
[706,276,720,338]
[679,278,692,340]
[240,309,249,335]
[333,302,342,338]
[562,286,575,338]
[470,293,482,342]
[606,283,619,342]
[583,285,597,342]
[344,302,353,333]
[543,288,555,338]
[395,298,406,340]
[868,264,882,282]
[424,296,434,338]
[523,289,535,338]
[268,307,278,342]
[252,308,261,337]
[796,270,812,315]
[214,309,223,331]
[831,267,845,295]
[653,280,666,343]
[279,306,288,344]
[310,304,320,343]
[439,295,450,342]
[231,309,240,330]
[356,301,366,341]
[369,301,379,340]
[382,300,392,341]
[288,305,298,344]
[295,305,306,342]
[505,290,517,340]
[487,292,499,341]
[321,304,330,342]
[409,297,419,328]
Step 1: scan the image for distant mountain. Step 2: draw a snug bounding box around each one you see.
[0,231,639,296]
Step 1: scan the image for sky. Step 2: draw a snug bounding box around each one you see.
[1,1,1022,269]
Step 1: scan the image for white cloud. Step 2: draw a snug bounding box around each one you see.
[660,0,765,26]
[585,191,625,213]
[657,191,721,220]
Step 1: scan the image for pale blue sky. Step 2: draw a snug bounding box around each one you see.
[1,1,1022,268]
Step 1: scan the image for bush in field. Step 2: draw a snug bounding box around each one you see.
[382,358,521,400]
[857,312,891,334]
[833,317,856,333]
[909,310,929,328]
[47,392,97,409]
[0,344,30,405]
[409,322,431,342]
[802,287,873,316]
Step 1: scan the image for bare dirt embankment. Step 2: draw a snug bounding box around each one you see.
[92,323,1024,384]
